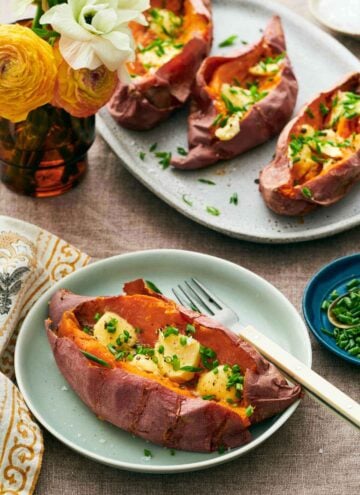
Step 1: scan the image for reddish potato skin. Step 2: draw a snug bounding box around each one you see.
[48,279,301,436]
[108,0,212,131]
[171,16,298,169]
[46,326,251,452]
[259,73,360,216]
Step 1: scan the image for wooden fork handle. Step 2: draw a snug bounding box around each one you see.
[238,325,360,429]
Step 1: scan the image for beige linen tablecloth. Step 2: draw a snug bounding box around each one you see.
[0,1,359,493]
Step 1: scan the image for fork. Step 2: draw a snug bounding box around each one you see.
[172,278,360,429]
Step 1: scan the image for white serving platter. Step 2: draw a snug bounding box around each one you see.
[97,0,360,243]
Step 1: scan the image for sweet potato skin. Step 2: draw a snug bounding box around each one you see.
[259,73,360,216]
[171,16,298,169]
[108,0,212,130]
[46,322,251,451]
[46,279,301,451]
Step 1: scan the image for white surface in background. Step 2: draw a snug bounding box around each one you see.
[310,0,360,34]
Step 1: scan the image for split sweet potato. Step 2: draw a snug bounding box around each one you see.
[108,0,212,130]
[46,279,301,452]
[171,15,298,169]
[259,72,360,215]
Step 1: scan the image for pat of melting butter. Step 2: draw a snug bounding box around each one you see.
[93,312,137,348]
[215,114,240,141]
[132,354,160,374]
[155,332,201,383]
[138,44,181,72]
[196,365,238,402]
[149,8,183,38]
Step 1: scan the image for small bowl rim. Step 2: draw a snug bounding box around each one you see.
[302,253,360,366]
[308,0,360,39]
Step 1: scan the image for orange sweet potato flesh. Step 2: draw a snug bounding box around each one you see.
[259,72,360,216]
[108,0,212,130]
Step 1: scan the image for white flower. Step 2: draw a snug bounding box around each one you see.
[40,0,150,78]
[12,0,34,16]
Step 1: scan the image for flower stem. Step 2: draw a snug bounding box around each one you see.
[32,5,44,30]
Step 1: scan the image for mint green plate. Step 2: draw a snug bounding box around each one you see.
[15,250,312,473]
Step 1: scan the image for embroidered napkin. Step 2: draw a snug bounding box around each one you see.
[0,215,90,494]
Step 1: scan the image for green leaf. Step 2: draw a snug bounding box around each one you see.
[218,35,238,47]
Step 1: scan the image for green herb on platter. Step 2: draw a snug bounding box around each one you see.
[177,147,188,156]
[206,206,220,216]
[182,194,193,206]
[198,178,216,185]
[139,151,146,160]
[143,449,152,458]
[229,192,238,205]
[155,151,172,169]
[218,35,238,47]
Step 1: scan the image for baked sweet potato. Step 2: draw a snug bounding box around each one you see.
[171,15,298,169]
[259,73,360,216]
[46,279,301,452]
[108,0,212,130]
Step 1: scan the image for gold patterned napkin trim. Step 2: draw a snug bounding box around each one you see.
[0,374,44,495]
[0,215,90,495]
[0,217,90,377]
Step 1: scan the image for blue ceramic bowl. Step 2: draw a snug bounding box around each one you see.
[303,253,360,366]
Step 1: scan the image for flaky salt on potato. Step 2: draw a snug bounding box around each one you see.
[108,0,212,130]
[46,279,301,453]
[171,15,298,169]
[259,73,360,216]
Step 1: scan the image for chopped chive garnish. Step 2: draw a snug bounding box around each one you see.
[186,324,196,334]
[163,326,179,337]
[170,449,176,456]
[149,143,158,152]
[145,280,162,294]
[94,313,101,322]
[180,336,187,346]
[301,187,313,199]
[245,405,254,417]
[82,326,91,334]
[241,40,248,45]
[139,151,146,160]
[155,151,172,169]
[347,279,360,289]
[202,394,216,400]
[319,103,329,116]
[180,365,203,372]
[218,35,238,47]
[206,206,220,216]
[177,147,188,156]
[218,445,226,454]
[158,344,164,354]
[212,114,223,127]
[305,108,315,119]
[198,178,216,185]
[229,192,238,205]
[144,449,152,458]
[182,194,193,206]
[81,351,111,368]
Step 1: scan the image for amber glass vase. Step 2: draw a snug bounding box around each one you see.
[0,105,95,197]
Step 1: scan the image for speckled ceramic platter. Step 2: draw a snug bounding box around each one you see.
[97,0,360,244]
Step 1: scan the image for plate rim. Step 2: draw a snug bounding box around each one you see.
[302,253,360,366]
[96,0,360,244]
[15,248,312,472]
[308,0,360,38]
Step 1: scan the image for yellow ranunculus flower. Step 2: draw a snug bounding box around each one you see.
[52,48,118,118]
[0,24,57,123]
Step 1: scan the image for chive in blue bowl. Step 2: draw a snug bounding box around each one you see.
[302,253,360,366]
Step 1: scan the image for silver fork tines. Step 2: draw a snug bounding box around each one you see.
[172,278,240,328]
